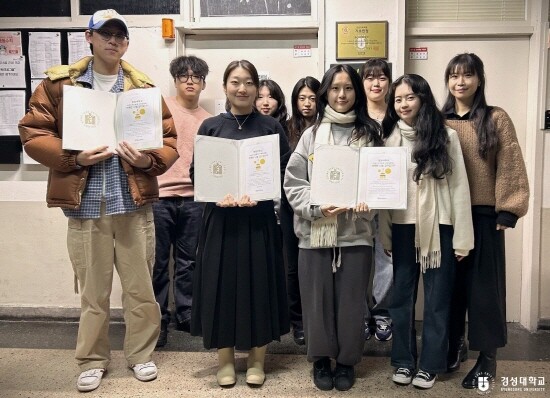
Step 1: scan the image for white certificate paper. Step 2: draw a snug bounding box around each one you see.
[242,139,275,197]
[115,89,160,148]
[62,85,163,151]
[357,147,408,209]
[194,134,280,203]
[311,145,408,209]
[310,145,360,208]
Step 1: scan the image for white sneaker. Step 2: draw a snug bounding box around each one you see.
[77,368,105,392]
[131,361,158,381]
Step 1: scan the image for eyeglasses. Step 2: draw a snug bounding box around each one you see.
[177,74,204,84]
[92,29,128,44]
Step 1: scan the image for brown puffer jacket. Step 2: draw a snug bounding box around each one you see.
[18,57,178,209]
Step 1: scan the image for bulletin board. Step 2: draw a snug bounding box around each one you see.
[0,28,86,164]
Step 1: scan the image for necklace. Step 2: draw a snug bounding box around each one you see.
[369,109,386,121]
[231,112,252,130]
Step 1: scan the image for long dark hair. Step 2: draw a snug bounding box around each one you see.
[442,53,496,159]
[287,76,320,148]
[382,74,451,182]
[258,79,288,129]
[314,64,382,146]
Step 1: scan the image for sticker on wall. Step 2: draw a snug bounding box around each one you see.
[293,44,311,57]
[409,47,428,60]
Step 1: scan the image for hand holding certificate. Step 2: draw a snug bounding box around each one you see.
[62,85,163,151]
[193,134,281,203]
[311,145,408,209]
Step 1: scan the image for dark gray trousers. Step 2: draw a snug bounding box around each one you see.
[298,246,372,366]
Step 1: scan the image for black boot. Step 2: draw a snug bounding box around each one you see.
[447,336,468,372]
[462,349,497,389]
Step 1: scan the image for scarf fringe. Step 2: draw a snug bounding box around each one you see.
[331,247,342,273]
[311,216,338,248]
[416,247,441,273]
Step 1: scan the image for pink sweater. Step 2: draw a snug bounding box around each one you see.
[158,97,212,197]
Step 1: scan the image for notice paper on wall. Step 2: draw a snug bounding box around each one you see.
[0,31,22,56]
[0,55,26,88]
[28,32,61,78]
[68,32,92,64]
[0,90,26,136]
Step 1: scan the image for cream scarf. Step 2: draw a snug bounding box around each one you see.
[388,120,441,272]
[310,106,366,249]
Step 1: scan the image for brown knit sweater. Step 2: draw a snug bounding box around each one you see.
[446,107,529,220]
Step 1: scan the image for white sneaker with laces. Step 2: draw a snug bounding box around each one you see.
[131,361,158,381]
[77,368,105,392]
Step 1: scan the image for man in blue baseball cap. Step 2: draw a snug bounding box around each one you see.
[19,8,178,393]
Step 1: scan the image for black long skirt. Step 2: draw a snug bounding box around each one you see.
[191,200,290,350]
[450,206,507,351]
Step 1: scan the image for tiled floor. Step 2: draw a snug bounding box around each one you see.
[0,320,549,397]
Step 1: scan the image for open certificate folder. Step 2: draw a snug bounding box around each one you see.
[193,134,281,202]
[62,85,163,150]
[310,145,408,209]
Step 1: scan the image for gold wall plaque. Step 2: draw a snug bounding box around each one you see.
[336,21,388,60]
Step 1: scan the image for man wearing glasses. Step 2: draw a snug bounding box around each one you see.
[18,9,178,393]
[152,56,211,347]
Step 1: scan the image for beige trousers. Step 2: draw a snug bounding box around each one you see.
[67,204,160,371]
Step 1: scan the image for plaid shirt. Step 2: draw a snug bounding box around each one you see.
[63,61,139,218]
